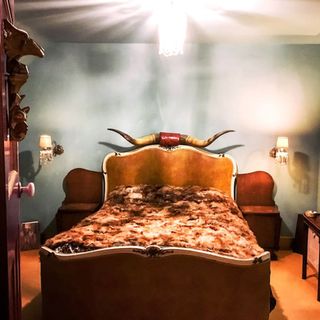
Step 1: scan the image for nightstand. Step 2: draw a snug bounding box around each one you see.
[236,171,281,256]
[302,213,320,301]
[55,168,104,233]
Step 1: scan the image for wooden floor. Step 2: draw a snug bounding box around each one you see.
[269,251,320,320]
[21,250,320,320]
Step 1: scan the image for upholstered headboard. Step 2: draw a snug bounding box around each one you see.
[102,145,237,200]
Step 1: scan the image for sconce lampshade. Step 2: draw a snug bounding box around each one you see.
[269,136,289,165]
[276,136,289,149]
[39,135,52,149]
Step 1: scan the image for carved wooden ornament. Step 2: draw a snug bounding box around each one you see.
[3,19,45,141]
[9,93,30,141]
[3,19,44,61]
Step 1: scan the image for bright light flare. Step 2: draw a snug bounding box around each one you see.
[156,0,187,56]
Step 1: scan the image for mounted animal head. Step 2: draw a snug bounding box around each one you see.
[108,128,235,148]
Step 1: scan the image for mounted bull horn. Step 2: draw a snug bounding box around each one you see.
[180,130,235,147]
[108,128,235,148]
[108,128,160,146]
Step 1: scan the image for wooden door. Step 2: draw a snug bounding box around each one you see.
[0,1,22,319]
[0,1,44,317]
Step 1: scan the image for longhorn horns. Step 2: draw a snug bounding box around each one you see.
[108,128,234,148]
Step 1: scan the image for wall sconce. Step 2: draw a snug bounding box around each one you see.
[39,134,64,166]
[269,136,289,165]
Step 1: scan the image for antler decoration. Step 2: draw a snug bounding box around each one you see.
[108,128,234,148]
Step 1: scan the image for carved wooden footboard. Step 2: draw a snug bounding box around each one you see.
[40,246,270,320]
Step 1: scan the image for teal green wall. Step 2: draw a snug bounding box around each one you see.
[19,43,320,238]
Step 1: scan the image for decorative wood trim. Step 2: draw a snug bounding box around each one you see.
[3,0,14,23]
[9,93,30,141]
[133,245,174,257]
[3,19,44,141]
[3,19,44,61]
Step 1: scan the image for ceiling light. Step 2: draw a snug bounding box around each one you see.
[157,0,187,56]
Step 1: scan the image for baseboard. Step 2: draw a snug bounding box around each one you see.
[279,236,294,250]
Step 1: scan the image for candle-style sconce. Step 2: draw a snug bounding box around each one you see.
[269,136,289,165]
[39,135,64,166]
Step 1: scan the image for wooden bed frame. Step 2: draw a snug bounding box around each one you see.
[40,146,271,320]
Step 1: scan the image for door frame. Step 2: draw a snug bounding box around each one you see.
[0,1,22,319]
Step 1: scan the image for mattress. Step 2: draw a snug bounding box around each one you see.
[45,184,264,259]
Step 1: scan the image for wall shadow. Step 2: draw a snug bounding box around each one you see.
[288,151,310,194]
[19,151,41,184]
[99,141,244,154]
[40,219,58,243]
[99,141,136,153]
[205,144,244,154]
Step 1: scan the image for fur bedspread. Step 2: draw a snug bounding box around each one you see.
[45,185,264,258]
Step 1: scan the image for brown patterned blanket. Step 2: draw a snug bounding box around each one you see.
[45,185,264,259]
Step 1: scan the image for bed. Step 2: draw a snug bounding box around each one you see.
[40,145,272,320]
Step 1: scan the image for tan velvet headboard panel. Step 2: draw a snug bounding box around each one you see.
[103,146,237,199]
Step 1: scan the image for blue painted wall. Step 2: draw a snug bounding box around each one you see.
[19,42,320,238]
